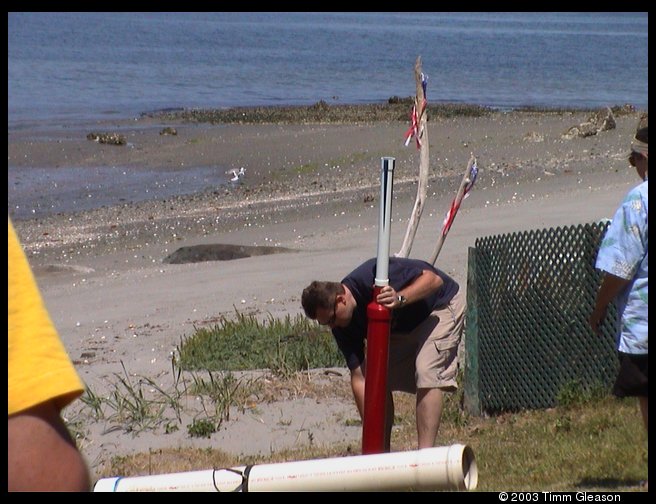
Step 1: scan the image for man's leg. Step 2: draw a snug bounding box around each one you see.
[416,387,444,449]
[388,330,421,450]
[413,290,465,449]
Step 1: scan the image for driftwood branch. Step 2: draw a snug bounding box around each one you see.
[429,153,476,265]
[396,56,430,258]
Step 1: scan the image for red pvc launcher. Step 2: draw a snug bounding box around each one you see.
[362,288,392,454]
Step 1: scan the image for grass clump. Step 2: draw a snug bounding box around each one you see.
[556,379,610,408]
[187,419,216,439]
[176,311,342,377]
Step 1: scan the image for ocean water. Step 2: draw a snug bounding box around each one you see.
[8,12,648,129]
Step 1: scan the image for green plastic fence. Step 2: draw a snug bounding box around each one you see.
[463,221,619,415]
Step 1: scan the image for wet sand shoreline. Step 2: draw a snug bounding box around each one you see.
[10,107,639,263]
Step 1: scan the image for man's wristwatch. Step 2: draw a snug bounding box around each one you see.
[397,294,407,307]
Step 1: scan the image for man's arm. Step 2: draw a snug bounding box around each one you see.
[350,362,394,450]
[350,364,366,419]
[8,400,91,492]
[376,269,443,309]
[589,272,630,335]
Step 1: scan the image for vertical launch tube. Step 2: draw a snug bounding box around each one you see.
[362,157,395,454]
[374,157,395,287]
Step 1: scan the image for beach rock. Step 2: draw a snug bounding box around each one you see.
[561,107,616,140]
[611,103,637,116]
[159,127,178,136]
[163,243,297,264]
[589,107,616,132]
[523,131,544,143]
[86,132,127,145]
[388,95,414,105]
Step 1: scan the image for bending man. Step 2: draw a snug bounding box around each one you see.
[302,257,465,450]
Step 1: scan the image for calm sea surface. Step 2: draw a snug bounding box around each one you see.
[7,12,648,219]
[8,12,648,129]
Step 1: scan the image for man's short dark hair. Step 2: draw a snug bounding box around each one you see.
[301,281,343,318]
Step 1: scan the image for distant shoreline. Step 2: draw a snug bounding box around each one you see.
[143,101,642,125]
[8,101,643,135]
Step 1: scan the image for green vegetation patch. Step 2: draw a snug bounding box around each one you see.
[176,312,343,377]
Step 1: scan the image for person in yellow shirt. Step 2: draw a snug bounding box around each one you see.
[8,217,90,491]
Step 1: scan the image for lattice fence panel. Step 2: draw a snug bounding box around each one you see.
[464,222,619,413]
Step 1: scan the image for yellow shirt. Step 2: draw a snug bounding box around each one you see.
[8,218,85,415]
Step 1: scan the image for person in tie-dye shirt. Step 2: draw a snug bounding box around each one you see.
[590,113,647,489]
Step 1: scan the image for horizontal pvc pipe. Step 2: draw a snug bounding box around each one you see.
[94,444,477,492]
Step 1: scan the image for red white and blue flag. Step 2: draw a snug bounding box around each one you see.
[403,73,428,149]
[441,160,478,237]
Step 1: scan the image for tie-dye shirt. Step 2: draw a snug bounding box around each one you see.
[595,179,648,354]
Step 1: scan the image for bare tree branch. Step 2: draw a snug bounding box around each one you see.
[430,153,477,265]
[396,56,430,258]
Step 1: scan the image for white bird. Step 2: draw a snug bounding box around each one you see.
[230,167,246,182]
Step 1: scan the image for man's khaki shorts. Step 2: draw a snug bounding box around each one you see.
[387,288,465,393]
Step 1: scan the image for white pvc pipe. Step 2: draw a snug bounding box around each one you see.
[94,444,477,492]
[375,157,395,287]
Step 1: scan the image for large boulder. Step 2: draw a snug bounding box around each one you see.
[163,243,297,264]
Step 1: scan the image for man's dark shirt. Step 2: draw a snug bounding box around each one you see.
[333,257,459,370]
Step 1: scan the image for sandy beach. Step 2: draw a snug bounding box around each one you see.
[8,106,643,482]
